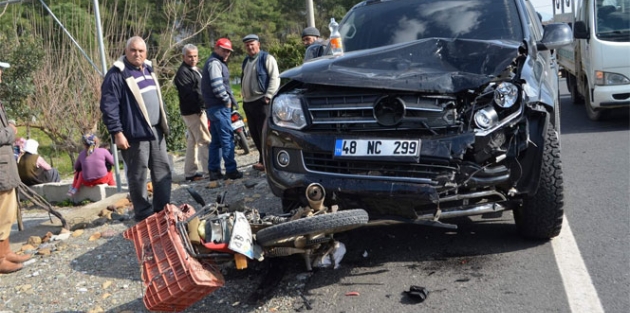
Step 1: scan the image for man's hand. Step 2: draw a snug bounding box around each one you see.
[263,97,270,104]
[114,132,130,150]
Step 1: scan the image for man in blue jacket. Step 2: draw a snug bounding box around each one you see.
[201,38,243,181]
[100,36,172,222]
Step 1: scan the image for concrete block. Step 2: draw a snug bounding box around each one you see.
[25,182,126,203]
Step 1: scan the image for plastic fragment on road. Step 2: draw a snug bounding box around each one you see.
[345,291,360,296]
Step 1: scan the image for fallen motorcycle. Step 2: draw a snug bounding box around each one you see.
[123,183,368,312]
[179,183,368,270]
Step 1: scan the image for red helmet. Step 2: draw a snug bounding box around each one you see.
[215,38,233,52]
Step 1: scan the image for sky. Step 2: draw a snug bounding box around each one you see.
[531,0,557,21]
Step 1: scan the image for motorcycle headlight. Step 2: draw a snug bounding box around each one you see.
[272,94,307,130]
[494,82,519,108]
[595,71,630,86]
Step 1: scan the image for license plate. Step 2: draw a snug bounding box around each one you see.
[228,212,255,259]
[334,139,420,160]
[231,120,245,130]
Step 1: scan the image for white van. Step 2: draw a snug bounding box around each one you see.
[554,0,630,120]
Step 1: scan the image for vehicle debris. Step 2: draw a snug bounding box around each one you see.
[404,285,429,303]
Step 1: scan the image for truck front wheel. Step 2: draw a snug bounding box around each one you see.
[584,82,603,121]
[514,125,564,240]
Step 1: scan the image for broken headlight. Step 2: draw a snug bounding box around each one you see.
[272,94,307,130]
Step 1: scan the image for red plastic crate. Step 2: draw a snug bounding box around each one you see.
[123,204,225,312]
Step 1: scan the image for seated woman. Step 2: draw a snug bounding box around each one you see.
[17,139,61,186]
[67,134,116,196]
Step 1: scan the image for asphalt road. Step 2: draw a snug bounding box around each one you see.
[292,80,630,313]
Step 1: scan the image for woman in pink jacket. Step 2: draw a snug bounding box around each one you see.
[67,134,116,196]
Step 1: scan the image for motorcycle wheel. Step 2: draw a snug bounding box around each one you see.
[236,130,250,155]
[255,209,369,247]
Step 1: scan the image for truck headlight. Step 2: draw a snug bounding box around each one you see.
[595,71,630,86]
[272,94,307,129]
[474,107,498,129]
[494,82,518,108]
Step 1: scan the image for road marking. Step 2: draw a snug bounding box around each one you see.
[552,217,605,313]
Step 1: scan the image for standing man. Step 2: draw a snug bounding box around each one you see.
[174,44,210,181]
[100,36,172,222]
[0,61,32,273]
[201,38,243,181]
[302,26,327,61]
[240,34,280,171]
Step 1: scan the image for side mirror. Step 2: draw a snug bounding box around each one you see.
[538,23,573,50]
[573,21,589,39]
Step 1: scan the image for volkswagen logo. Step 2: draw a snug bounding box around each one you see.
[373,96,405,126]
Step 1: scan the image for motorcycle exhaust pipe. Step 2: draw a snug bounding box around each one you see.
[305,183,325,211]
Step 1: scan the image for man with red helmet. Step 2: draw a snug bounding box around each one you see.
[201,38,243,181]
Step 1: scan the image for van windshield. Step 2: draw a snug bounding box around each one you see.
[339,0,523,53]
[595,2,630,42]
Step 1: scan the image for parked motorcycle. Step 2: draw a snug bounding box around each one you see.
[230,110,250,155]
[207,109,250,155]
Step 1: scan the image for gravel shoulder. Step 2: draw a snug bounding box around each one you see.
[0,149,316,313]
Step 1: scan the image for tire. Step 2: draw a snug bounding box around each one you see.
[514,125,564,239]
[256,209,369,247]
[584,82,603,121]
[567,74,583,105]
[235,130,250,155]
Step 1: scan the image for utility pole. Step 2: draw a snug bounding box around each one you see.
[93,0,122,192]
[306,0,315,27]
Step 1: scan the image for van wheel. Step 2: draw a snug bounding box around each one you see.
[567,74,583,105]
[584,82,603,121]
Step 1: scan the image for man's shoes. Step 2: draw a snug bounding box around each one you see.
[252,163,265,171]
[209,171,224,181]
[185,173,204,181]
[224,170,243,180]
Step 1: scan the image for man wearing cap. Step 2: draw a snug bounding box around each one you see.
[240,34,280,172]
[302,26,328,62]
[100,36,172,222]
[174,44,211,182]
[201,38,243,181]
[0,61,33,273]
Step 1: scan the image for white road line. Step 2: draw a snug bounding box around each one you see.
[552,217,605,313]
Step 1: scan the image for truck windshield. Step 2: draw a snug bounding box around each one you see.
[595,2,630,42]
[339,0,523,53]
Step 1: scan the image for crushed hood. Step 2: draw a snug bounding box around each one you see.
[282,38,520,93]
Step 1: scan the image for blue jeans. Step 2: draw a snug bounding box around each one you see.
[206,106,237,173]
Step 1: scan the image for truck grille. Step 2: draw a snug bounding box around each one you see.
[303,152,456,181]
[306,93,459,132]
